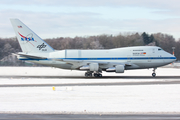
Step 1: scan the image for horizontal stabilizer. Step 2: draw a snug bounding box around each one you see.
[18,53,47,60]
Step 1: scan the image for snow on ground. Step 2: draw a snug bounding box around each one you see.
[0,67,180,113]
[0,85,180,113]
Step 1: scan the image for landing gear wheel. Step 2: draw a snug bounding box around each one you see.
[94,73,102,77]
[152,68,157,77]
[98,74,102,77]
[152,73,156,77]
[85,73,88,77]
[94,73,98,77]
[85,72,92,77]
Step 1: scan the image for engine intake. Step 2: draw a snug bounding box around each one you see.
[89,63,99,71]
[115,65,124,73]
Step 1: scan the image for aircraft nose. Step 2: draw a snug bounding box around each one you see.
[171,54,176,62]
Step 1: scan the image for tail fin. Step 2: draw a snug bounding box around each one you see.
[10,19,54,53]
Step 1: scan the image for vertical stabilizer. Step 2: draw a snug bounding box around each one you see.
[10,19,54,53]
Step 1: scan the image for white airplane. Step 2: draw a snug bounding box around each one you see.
[10,19,176,77]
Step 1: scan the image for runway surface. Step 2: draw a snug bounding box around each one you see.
[0,113,180,120]
[1,80,180,87]
[0,75,180,87]
[0,76,180,87]
[1,75,180,79]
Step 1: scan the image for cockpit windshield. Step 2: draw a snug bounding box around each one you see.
[158,48,163,51]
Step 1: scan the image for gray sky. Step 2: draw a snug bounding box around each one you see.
[1,0,180,39]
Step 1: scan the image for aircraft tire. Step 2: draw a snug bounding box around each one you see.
[98,74,102,77]
[85,72,92,77]
[94,73,98,77]
[94,73,102,77]
[152,73,156,77]
[85,73,88,77]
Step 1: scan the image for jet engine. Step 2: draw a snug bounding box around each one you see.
[115,65,124,73]
[106,65,124,73]
[79,63,99,71]
[89,63,99,71]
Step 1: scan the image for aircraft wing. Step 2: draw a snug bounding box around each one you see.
[17,54,131,67]
[54,58,107,64]
[53,58,131,68]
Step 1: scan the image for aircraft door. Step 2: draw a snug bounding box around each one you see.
[127,55,131,62]
[78,50,81,58]
[148,56,151,62]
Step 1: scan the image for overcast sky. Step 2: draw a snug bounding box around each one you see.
[1,0,180,39]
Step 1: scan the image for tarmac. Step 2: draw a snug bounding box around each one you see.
[0,113,180,120]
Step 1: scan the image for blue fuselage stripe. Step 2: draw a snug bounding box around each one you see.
[19,57,176,61]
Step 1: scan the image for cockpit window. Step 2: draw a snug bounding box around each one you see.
[158,48,162,51]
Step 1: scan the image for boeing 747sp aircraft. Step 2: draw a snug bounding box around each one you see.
[10,19,176,77]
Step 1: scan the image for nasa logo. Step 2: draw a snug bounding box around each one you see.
[18,32,37,47]
[18,32,35,41]
[37,43,47,50]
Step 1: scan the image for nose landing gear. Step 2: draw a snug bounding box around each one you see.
[152,73,156,77]
[152,68,157,77]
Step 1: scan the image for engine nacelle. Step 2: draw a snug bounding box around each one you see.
[89,63,99,71]
[106,65,124,73]
[115,65,124,73]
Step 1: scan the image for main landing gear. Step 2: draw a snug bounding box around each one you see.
[152,68,157,77]
[85,72,92,77]
[85,72,102,77]
[94,73,102,77]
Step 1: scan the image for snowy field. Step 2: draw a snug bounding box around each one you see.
[0,67,180,114]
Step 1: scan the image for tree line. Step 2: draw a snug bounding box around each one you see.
[0,32,179,66]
